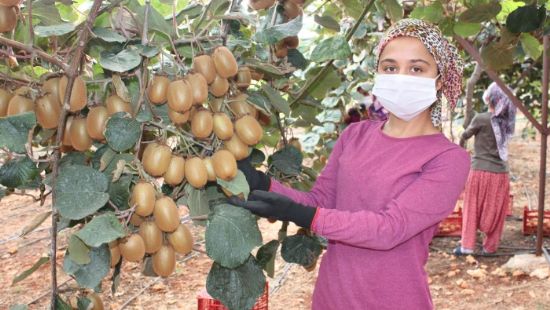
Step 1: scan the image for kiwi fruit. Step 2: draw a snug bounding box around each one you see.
[7,95,33,116]
[186,73,209,104]
[209,75,229,97]
[209,97,224,113]
[167,79,193,112]
[212,113,233,140]
[224,134,249,160]
[0,5,17,33]
[203,157,217,182]
[139,220,163,254]
[58,75,87,112]
[153,196,180,232]
[184,157,208,188]
[36,94,61,129]
[212,46,238,78]
[235,115,263,145]
[274,41,288,58]
[69,117,92,151]
[192,55,216,84]
[168,108,190,125]
[152,244,176,277]
[142,142,172,177]
[168,224,193,255]
[148,75,170,105]
[163,155,185,186]
[62,116,74,146]
[0,0,22,6]
[236,67,252,89]
[119,234,146,262]
[212,149,238,181]
[0,88,13,116]
[129,213,144,226]
[106,94,132,115]
[229,94,257,118]
[131,182,156,217]
[86,106,109,140]
[42,77,61,100]
[191,109,213,139]
[109,241,121,267]
[248,0,275,10]
[284,36,299,49]
[87,293,104,310]
[283,0,302,19]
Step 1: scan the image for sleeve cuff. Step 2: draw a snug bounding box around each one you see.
[310,207,323,233]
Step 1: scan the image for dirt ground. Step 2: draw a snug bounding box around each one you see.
[2,114,550,310]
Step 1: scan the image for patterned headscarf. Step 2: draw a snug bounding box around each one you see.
[375,19,464,127]
[483,82,516,161]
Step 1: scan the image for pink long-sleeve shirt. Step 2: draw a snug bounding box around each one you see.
[270,120,470,309]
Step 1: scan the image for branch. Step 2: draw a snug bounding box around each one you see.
[0,72,36,86]
[288,0,375,107]
[0,37,68,71]
[463,60,483,128]
[454,35,545,134]
[173,35,222,45]
[27,0,34,45]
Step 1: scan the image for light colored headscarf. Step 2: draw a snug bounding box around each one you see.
[483,82,516,161]
[375,19,464,127]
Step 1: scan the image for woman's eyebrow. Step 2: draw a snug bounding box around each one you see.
[379,58,397,64]
[410,59,431,65]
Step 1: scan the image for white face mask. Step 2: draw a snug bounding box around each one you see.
[372,74,438,122]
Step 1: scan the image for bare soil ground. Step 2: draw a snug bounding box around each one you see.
[1,115,550,310]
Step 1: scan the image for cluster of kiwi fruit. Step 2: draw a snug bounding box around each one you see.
[0,0,19,33]
[109,182,194,278]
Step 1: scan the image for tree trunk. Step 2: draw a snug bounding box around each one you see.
[463,61,483,129]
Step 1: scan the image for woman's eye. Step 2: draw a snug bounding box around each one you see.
[411,67,423,73]
[383,66,397,73]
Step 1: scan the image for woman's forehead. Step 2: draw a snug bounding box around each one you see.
[379,37,436,63]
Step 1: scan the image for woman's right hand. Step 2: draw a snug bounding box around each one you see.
[237,157,271,191]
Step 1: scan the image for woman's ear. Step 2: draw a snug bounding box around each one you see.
[436,78,443,91]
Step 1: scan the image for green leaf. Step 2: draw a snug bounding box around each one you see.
[32,0,63,25]
[481,42,514,71]
[217,171,250,199]
[0,112,36,154]
[313,15,340,32]
[104,114,141,152]
[317,108,342,123]
[256,240,279,277]
[59,152,89,169]
[381,0,402,22]
[244,59,285,77]
[77,297,92,310]
[63,244,110,289]
[21,211,52,237]
[261,84,290,115]
[54,295,72,310]
[307,65,341,100]
[287,49,309,70]
[100,152,134,181]
[54,165,110,220]
[506,4,546,33]
[341,0,363,19]
[0,157,40,189]
[453,22,481,37]
[520,33,543,60]
[76,212,126,247]
[130,3,174,37]
[281,234,322,266]
[255,15,303,44]
[184,184,211,220]
[99,48,142,73]
[247,91,272,115]
[108,174,132,210]
[310,35,351,63]
[68,235,91,265]
[206,256,266,310]
[249,148,266,166]
[269,146,302,176]
[136,45,160,58]
[459,2,502,23]
[12,256,49,285]
[34,23,75,37]
[410,2,444,23]
[93,27,127,43]
[206,205,263,268]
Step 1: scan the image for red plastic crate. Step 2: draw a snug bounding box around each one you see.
[522,206,550,236]
[435,207,462,237]
[198,283,268,310]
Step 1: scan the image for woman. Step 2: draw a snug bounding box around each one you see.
[233,19,469,309]
[455,82,516,255]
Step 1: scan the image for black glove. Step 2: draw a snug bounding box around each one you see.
[237,157,271,191]
[229,190,317,229]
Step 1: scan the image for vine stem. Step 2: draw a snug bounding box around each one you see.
[0,36,68,71]
[48,1,105,308]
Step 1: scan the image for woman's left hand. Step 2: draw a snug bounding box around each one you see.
[228,191,317,229]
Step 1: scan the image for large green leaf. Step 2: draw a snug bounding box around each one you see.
[506,4,546,33]
[256,240,279,278]
[520,33,543,60]
[184,184,211,221]
[453,22,481,37]
[68,235,90,265]
[410,1,444,23]
[34,23,75,37]
[287,49,309,70]
[281,234,322,266]
[459,2,502,23]
[99,48,142,73]
[481,42,514,71]
[129,2,174,37]
[63,244,110,289]
[206,256,266,310]
[0,112,36,154]
[217,171,250,199]
[313,15,340,32]
[32,0,63,25]
[98,149,134,181]
[307,65,341,100]
[206,205,263,268]
[261,84,290,115]
[54,165,110,220]
[104,114,141,152]
[310,35,351,63]
[108,174,132,210]
[269,146,302,176]
[93,27,127,43]
[381,0,402,22]
[54,295,72,310]
[76,212,126,247]
[255,15,303,44]
[12,256,49,285]
[0,157,40,189]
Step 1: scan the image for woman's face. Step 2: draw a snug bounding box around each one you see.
[377,36,440,86]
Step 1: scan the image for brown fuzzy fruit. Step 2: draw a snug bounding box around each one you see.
[36,94,61,129]
[283,0,302,19]
[209,97,224,113]
[0,88,12,116]
[88,293,105,310]
[192,55,216,84]
[224,134,249,160]
[106,94,132,115]
[62,116,74,146]
[168,108,190,125]
[284,36,299,49]
[119,234,146,262]
[69,117,92,151]
[229,94,256,118]
[7,95,33,116]
[209,75,229,97]
[58,75,87,112]
[184,157,208,188]
[142,142,172,177]
[236,67,252,89]
[86,106,109,140]
[131,182,156,217]
[191,109,213,139]
[0,5,17,33]
[212,149,237,181]
[212,113,233,140]
[148,75,170,105]
[163,155,185,186]
[186,73,208,104]
[152,244,176,277]
[212,46,239,78]
[42,77,61,100]
[275,41,288,58]
[167,79,193,112]
[168,224,193,255]
[203,157,217,182]
[153,196,180,232]
[129,213,144,226]
[249,0,275,10]
[139,220,163,254]
[235,115,263,145]
[257,111,271,126]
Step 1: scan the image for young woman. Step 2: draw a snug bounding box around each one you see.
[233,19,470,309]
[455,82,516,255]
